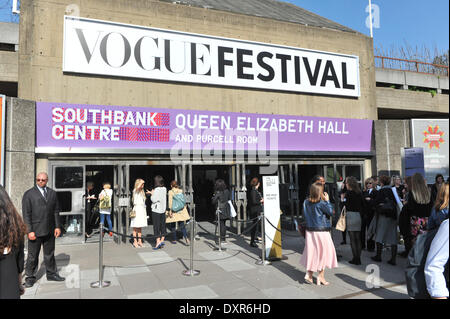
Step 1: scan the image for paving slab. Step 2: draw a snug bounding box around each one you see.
[117,272,165,296]
[114,265,151,276]
[198,251,256,272]
[169,285,219,299]
[22,221,410,299]
[127,290,174,299]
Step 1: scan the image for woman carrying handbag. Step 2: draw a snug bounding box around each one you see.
[130,179,151,248]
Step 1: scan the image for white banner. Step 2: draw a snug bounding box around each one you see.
[63,16,360,97]
[263,176,281,259]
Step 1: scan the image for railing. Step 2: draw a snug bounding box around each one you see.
[375,56,449,77]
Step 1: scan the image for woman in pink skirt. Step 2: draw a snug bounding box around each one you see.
[300,183,338,285]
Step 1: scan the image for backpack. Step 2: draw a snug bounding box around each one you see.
[99,193,111,209]
[404,228,439,299]
[172,192,186,212]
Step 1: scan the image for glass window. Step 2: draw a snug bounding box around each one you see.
[56,191,72,212]
[345,166,362,181]
[55,167,83,189]
[60,214,83,235]
[336,165,344,182]
[326,167,334,183]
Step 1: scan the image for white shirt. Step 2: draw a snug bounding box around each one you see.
[151,187,167,214]
[37,185,47,199]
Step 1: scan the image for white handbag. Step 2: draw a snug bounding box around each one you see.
[228,200,237,218]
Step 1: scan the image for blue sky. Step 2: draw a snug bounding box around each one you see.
[285,0,449,58]
[1,0,448,59]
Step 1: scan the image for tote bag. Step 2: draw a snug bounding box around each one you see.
[335,206,347,232]
[228,200,237,218]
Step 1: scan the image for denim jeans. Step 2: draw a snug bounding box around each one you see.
[100,214,112,231]
[170,221,188,240]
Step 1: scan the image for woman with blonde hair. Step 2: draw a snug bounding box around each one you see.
[300,183,338,286]
[403,173,433,248]
[166,180,190,245]
[362,177,377,251]
[131,179,151,248]
[427,182,449,230]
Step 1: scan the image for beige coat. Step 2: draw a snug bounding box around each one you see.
[165,188,190,223]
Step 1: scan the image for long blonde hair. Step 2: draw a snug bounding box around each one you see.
[435,182,449,211]
[133,179,145,196]
[410,173,431,204]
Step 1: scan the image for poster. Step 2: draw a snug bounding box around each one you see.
[262,176,282,260]
[411,119,449,183]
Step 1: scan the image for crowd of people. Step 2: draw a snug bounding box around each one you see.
[299,172,448,297]
[0,171,448,299]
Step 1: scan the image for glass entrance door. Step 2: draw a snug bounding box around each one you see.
[51,165,86,244]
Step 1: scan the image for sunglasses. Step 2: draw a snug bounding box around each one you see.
[36,179,47,182]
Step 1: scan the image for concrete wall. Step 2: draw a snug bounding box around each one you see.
[5,97,36,212]
[18,0,377,120]
[0,22,19,46]
[376,68,449,92]
[376,87,449,114]
[374,120,411,176]
[0,51,18,83]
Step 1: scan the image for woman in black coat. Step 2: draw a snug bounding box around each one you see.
[212,179,231,243]
[362,178,378,252]
[341,177,365,265]
[248,177,264,248]
[370,175,398,265]
[0,186,27,299]
[400,173,433,256]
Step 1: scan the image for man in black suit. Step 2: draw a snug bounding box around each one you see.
[22,172,65,288]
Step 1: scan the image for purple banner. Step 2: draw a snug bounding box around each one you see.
[36,102,372,153]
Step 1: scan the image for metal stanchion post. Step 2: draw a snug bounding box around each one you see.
[182,218,200,276]
[214,209,226,252]
[256,212,271,266]
[91,223,111,288]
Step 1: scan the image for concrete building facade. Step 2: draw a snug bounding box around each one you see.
[0,0,448,244]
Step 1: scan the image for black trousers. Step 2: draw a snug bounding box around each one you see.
[85,204,93,235]
[25,233,57,280]
[152,212,166,238]
[348,231,362,262]
[218,218,227,240]
[361,214,375,249]
[249,213,260,243]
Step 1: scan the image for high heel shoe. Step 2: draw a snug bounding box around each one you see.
[138,241,144,248]
[304,275,314,285]
[132,241,139,248]
[316,277,330,286]
[153,242,161,250]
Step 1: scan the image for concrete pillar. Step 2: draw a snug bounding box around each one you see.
[5,97,36,213]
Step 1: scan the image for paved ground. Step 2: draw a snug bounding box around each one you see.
[21,222,410,299]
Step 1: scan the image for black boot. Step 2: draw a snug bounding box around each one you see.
[371,243,382,262]
[388,245,397,265]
